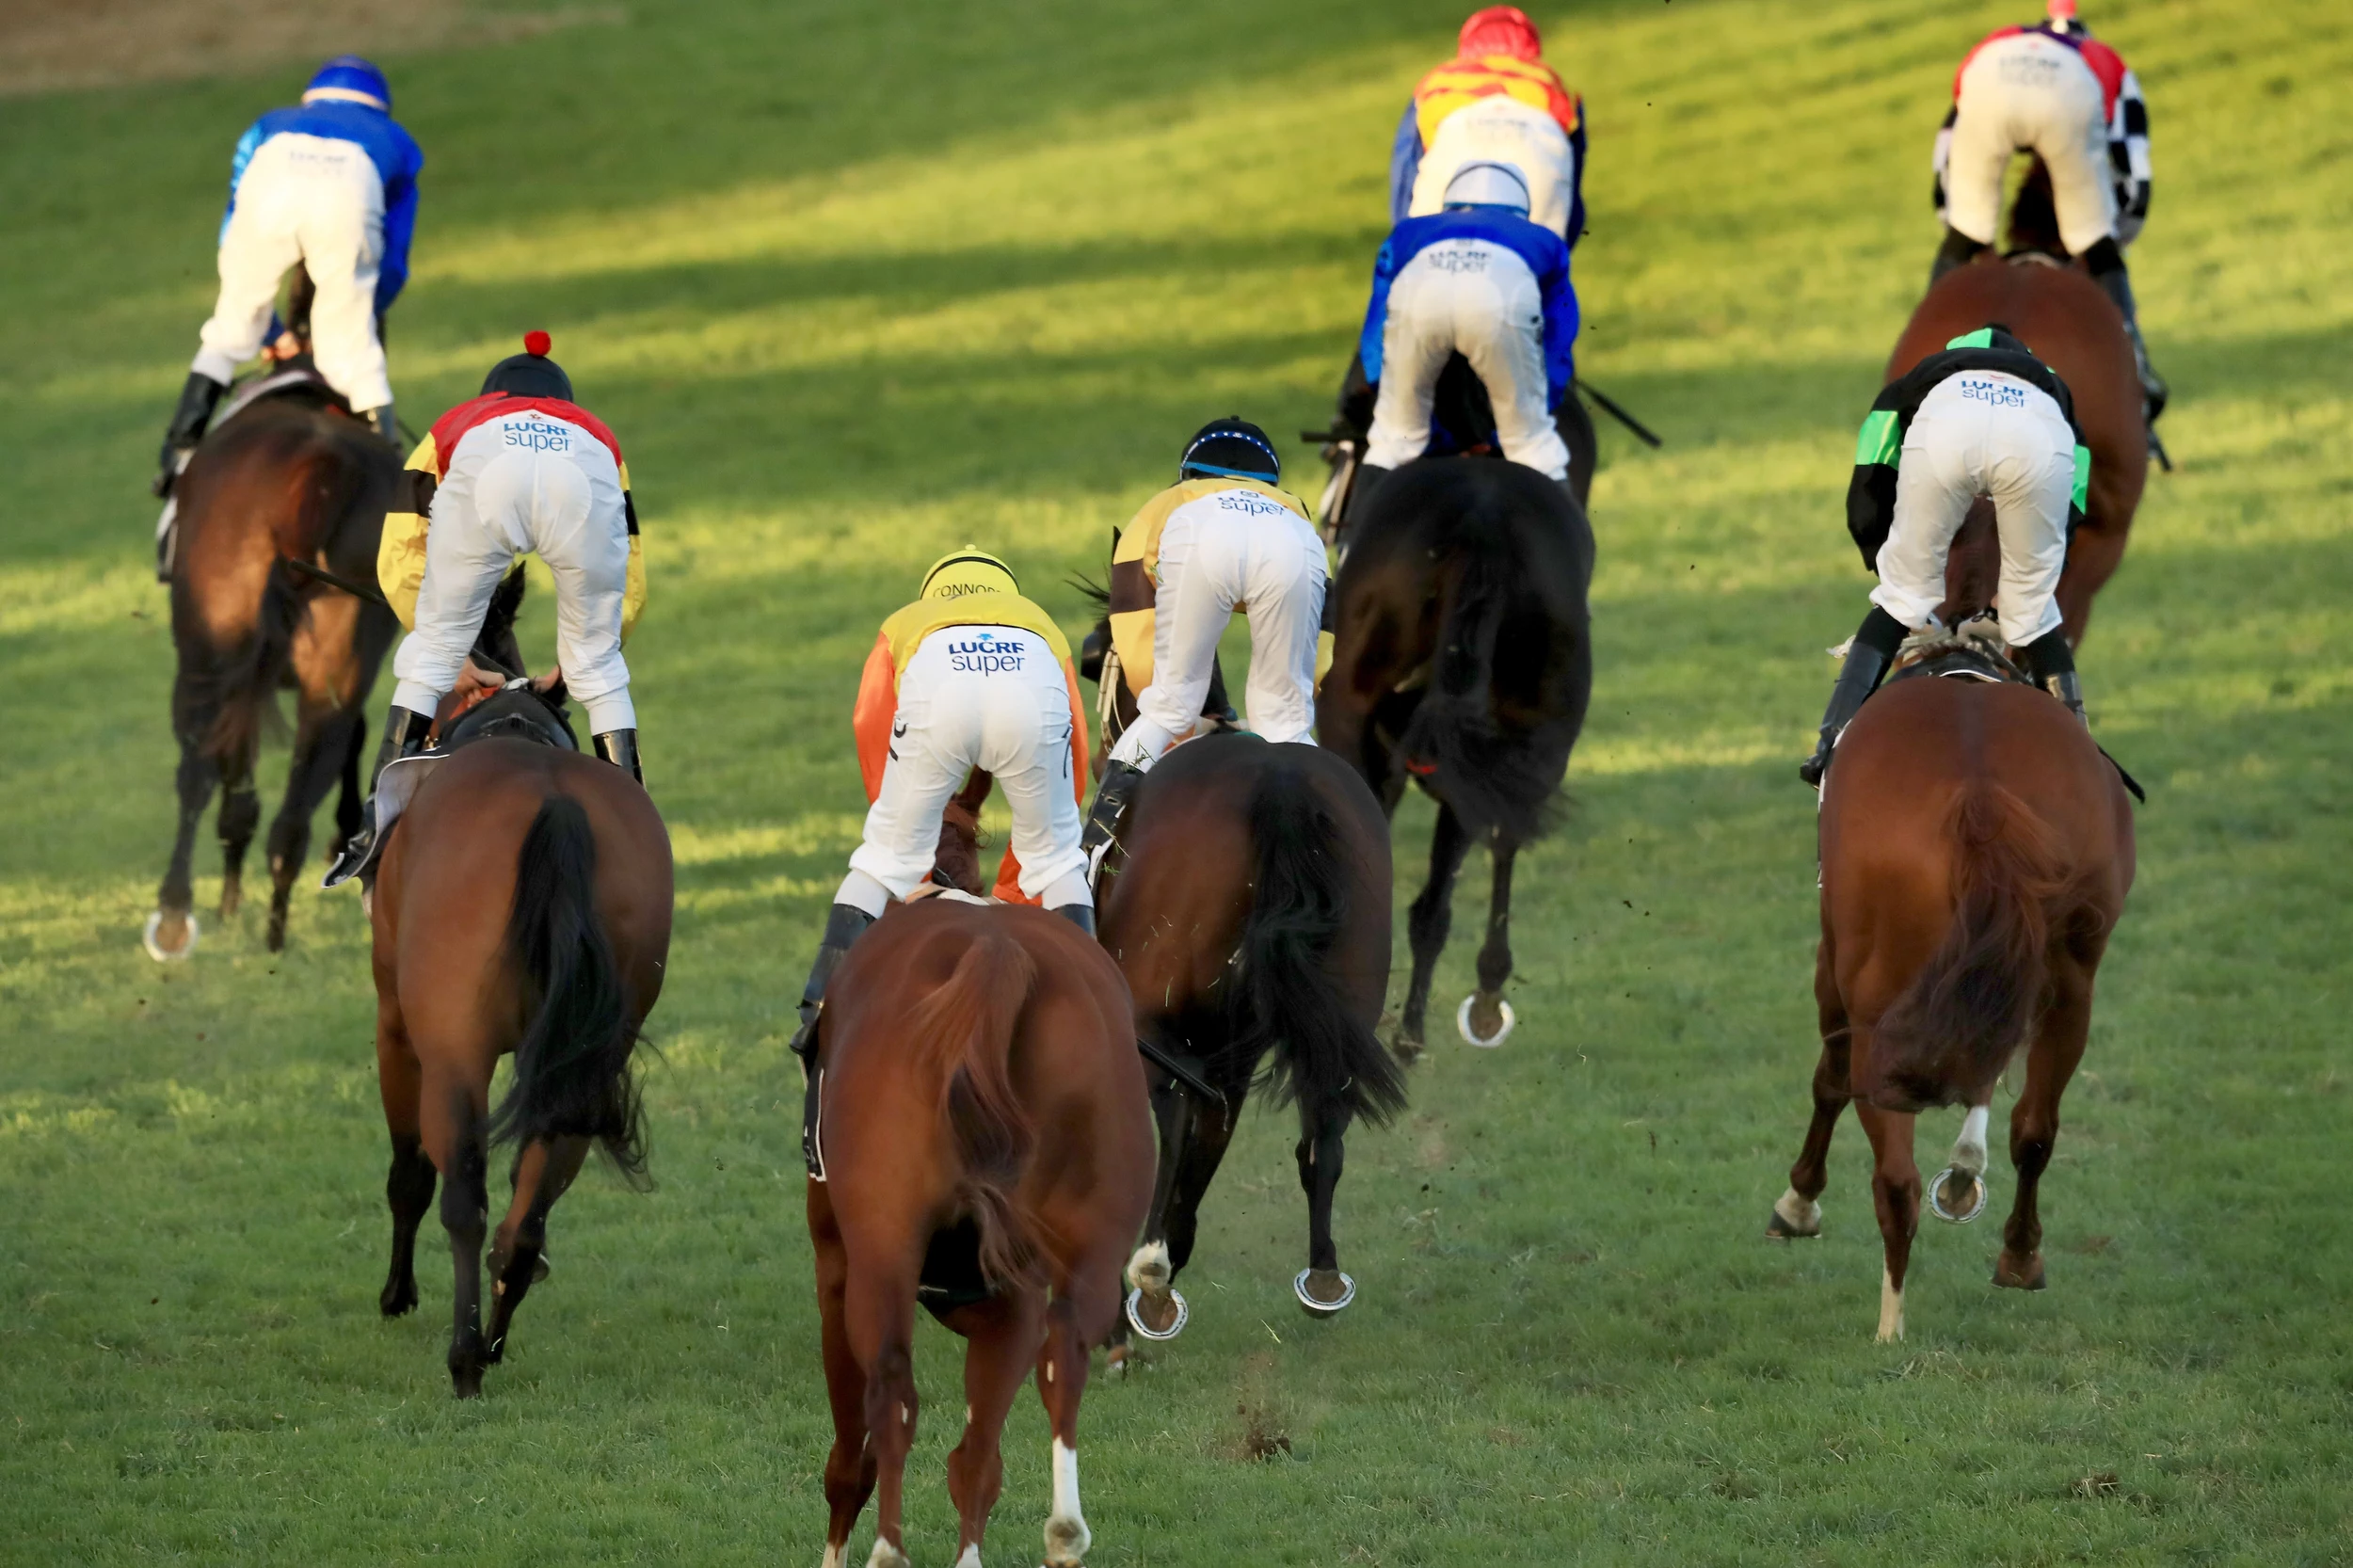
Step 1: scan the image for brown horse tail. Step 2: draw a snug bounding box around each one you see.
[909,931,1042,1289]
[489,792,648,1181]
[1236,760,1408,1128]
[1875,780,2073,1110]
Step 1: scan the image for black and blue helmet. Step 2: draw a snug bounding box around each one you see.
[1178,417,1281,485]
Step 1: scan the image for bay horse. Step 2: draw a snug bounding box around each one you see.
[1317,456,1593,1056]
[1095,732,1405,1338]
[1767,636,2135,1341]
[369,671,671,1398]
[806,897,1152,1568]
[1892,165,2149,647]
[148,367,400,958]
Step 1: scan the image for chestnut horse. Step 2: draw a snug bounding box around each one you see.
[806,898,1152,1568]
[1318,457,1593,1056]
[370,707,672,1398]
[1096,732,1405,1339]
[1767,638,2134,1341]
[149,376,400,958]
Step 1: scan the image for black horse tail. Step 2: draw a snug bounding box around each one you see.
[202,556,304,761]
[1397,536,1556,844]
[490,792,648,1180]
[1236,759,1406,1128]
[909,931,1042,1290]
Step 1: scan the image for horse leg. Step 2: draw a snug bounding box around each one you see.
[150,729,218,959]
[1770,944,1851,1240]
[328,711,367,862]
[945,1291,1042,1567]
[809,1187,876,1568]
[1160,1083,1241,1280]
[216,739,261,923]
[1854,1090,1921,1343]
[850,1262,922,1567]
[1037,1279,1108,1568]
[265,704,360,951]
[1461,834,1518,1045]
[1294,1103,1358,1314]
[421,1064,493,1398]
[375,1009,433,1318]
[483,1135,591,1364]
[1398,803,1475,1061]
[1117,1075,1197,1350]
[1996,970,2093,1289]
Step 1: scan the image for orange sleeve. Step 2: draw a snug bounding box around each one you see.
[852,631,898,802]
[1064,658,1091,808]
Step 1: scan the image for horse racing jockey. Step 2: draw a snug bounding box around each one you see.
[322,332,647,885]
[1800,325,2094,788]
[156,56,423,497]
[1929,0,2163,416]
[788,552,1093,1081]
[1079,420,1324,867]
[1353,161,1578,496]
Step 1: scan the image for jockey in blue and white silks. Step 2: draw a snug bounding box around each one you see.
[157,56,424,494]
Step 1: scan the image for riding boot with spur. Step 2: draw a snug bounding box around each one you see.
[1052,903,1096,936]
[155,372,226,500]
[1080,759,1146,885]
[1799,607,1909,788]
[792,902,876,1179]
[2083,239,2167,422]
[2018,629,2088,726]
[322,705,433,887]
[592,728,643,786]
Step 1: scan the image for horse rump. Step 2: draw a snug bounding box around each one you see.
[192,556,304,760]
[491,792,648,1178]
[1236,760,1407,1127]
[1874,780,2073,1110]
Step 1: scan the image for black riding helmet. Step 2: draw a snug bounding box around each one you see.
[1178,416,1281,486]
[481,330,573,401]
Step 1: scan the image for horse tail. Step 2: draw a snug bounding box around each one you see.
[490,792,648,1180]
[1876,780,2073,1109]
[1236,760,1407,1128]
[908,930,1042,1289]
[201,556,303,761]
[1397,536,1554,843]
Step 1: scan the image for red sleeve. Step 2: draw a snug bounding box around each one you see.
[1954,27,2023,99]
[851,632,898,802]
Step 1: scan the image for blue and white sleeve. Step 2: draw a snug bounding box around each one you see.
[1387,103,1423,225]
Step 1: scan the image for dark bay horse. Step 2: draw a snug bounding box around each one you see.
[1096,732,1404,1340]
[148,381,399,958]
[806,898,1151,1568]
[370,708,672,1398]
[1317,457,1593,1056]
[1768,646,2134,1341]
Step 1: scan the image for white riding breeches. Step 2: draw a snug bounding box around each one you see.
[1109,492,1326,768]
[845,628,1086,910]
[194,134,392,411]
[1946,32,2116,255]
[1366,239,1568,480]
[1871,371,2077,648]
[392,414,634,731]
[1407,95,1579,240]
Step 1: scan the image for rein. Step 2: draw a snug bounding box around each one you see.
[286,555,392,609]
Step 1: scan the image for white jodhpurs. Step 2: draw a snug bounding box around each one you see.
[1365,239,1569,480]
[1407,95,1578,240]
[1946,32,2116,255]
[392,414,634,731]
[194,134,392,411]
[1871,371,2078,648]
[1108,491,1326,768]
[845,628,1086,910]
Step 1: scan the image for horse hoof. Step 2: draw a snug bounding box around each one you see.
[142,909,198,963]
[449,1368,484,1400]
[379,1279,418,1318]
[1125,1285,1188,1341]
[1390,1030,1423,1066]
[1294,1268,1356,1317]
[1993,1252,2047,1291]
[1104,1344,1129,1378]
[1456,994,1515,1048]
[1766,1190,1822,1240]
[1927,1166,1989,1224]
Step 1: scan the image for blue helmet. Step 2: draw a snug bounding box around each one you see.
[1178,418,1281,485]
[302,56,392,112]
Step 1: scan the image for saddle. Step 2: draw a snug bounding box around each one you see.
[1875,618,2143,802]
[215,363,353,428]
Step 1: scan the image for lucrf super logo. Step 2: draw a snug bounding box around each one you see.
[504,417,573,453]
[1956,377,2028,408]
[948,630,1026,674]
[1215,491,1293,520]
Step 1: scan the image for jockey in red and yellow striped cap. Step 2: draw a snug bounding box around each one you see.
[1390,8,1586,246]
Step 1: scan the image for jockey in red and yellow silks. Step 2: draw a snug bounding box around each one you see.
[1390,7,1586,246]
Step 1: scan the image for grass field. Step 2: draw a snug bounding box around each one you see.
[5,0,2351,1560]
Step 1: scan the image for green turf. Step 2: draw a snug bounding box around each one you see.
[5,0,2350,1560]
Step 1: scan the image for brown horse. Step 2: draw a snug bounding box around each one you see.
[806,898,1152,1568]
[1096,732,1405,1341]
[148,376,400,958]
[370,710,672,1398]
[1891,232,2148,647]
[1768,640,2135,1341]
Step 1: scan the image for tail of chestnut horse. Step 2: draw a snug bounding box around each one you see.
[1876,780,2073,1109]
[1238,762,1408,1127]
[909,932,1042,1288]
[491,792,648,1178]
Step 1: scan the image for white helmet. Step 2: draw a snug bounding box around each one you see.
[1441,160,1531,216]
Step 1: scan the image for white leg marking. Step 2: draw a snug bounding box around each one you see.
[1877,1265,1905,1344]
[864,1537,909,1568]
[1951,1103,1991,1176]
[821,1546,843,1568]
[1126,1240,1171,1292]
[1772,1186,1822,1236]
[952,1546,983,1568]
[1043,1438,1090,1566]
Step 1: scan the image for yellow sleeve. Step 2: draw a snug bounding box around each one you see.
[1107,491,1176,696]
[376,434,440,632]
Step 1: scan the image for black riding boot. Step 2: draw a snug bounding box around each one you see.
[1929,225,1990,286]
[793,902,877,1178]
[1800,607,1910,787]
[593,728,643,786]
[1052,903,1096,936]
[155,372,227,498]
[2082,238,2166,422]
[1080,759,1146,883]
[322,705,433,886]
[2017,629,2087,725]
